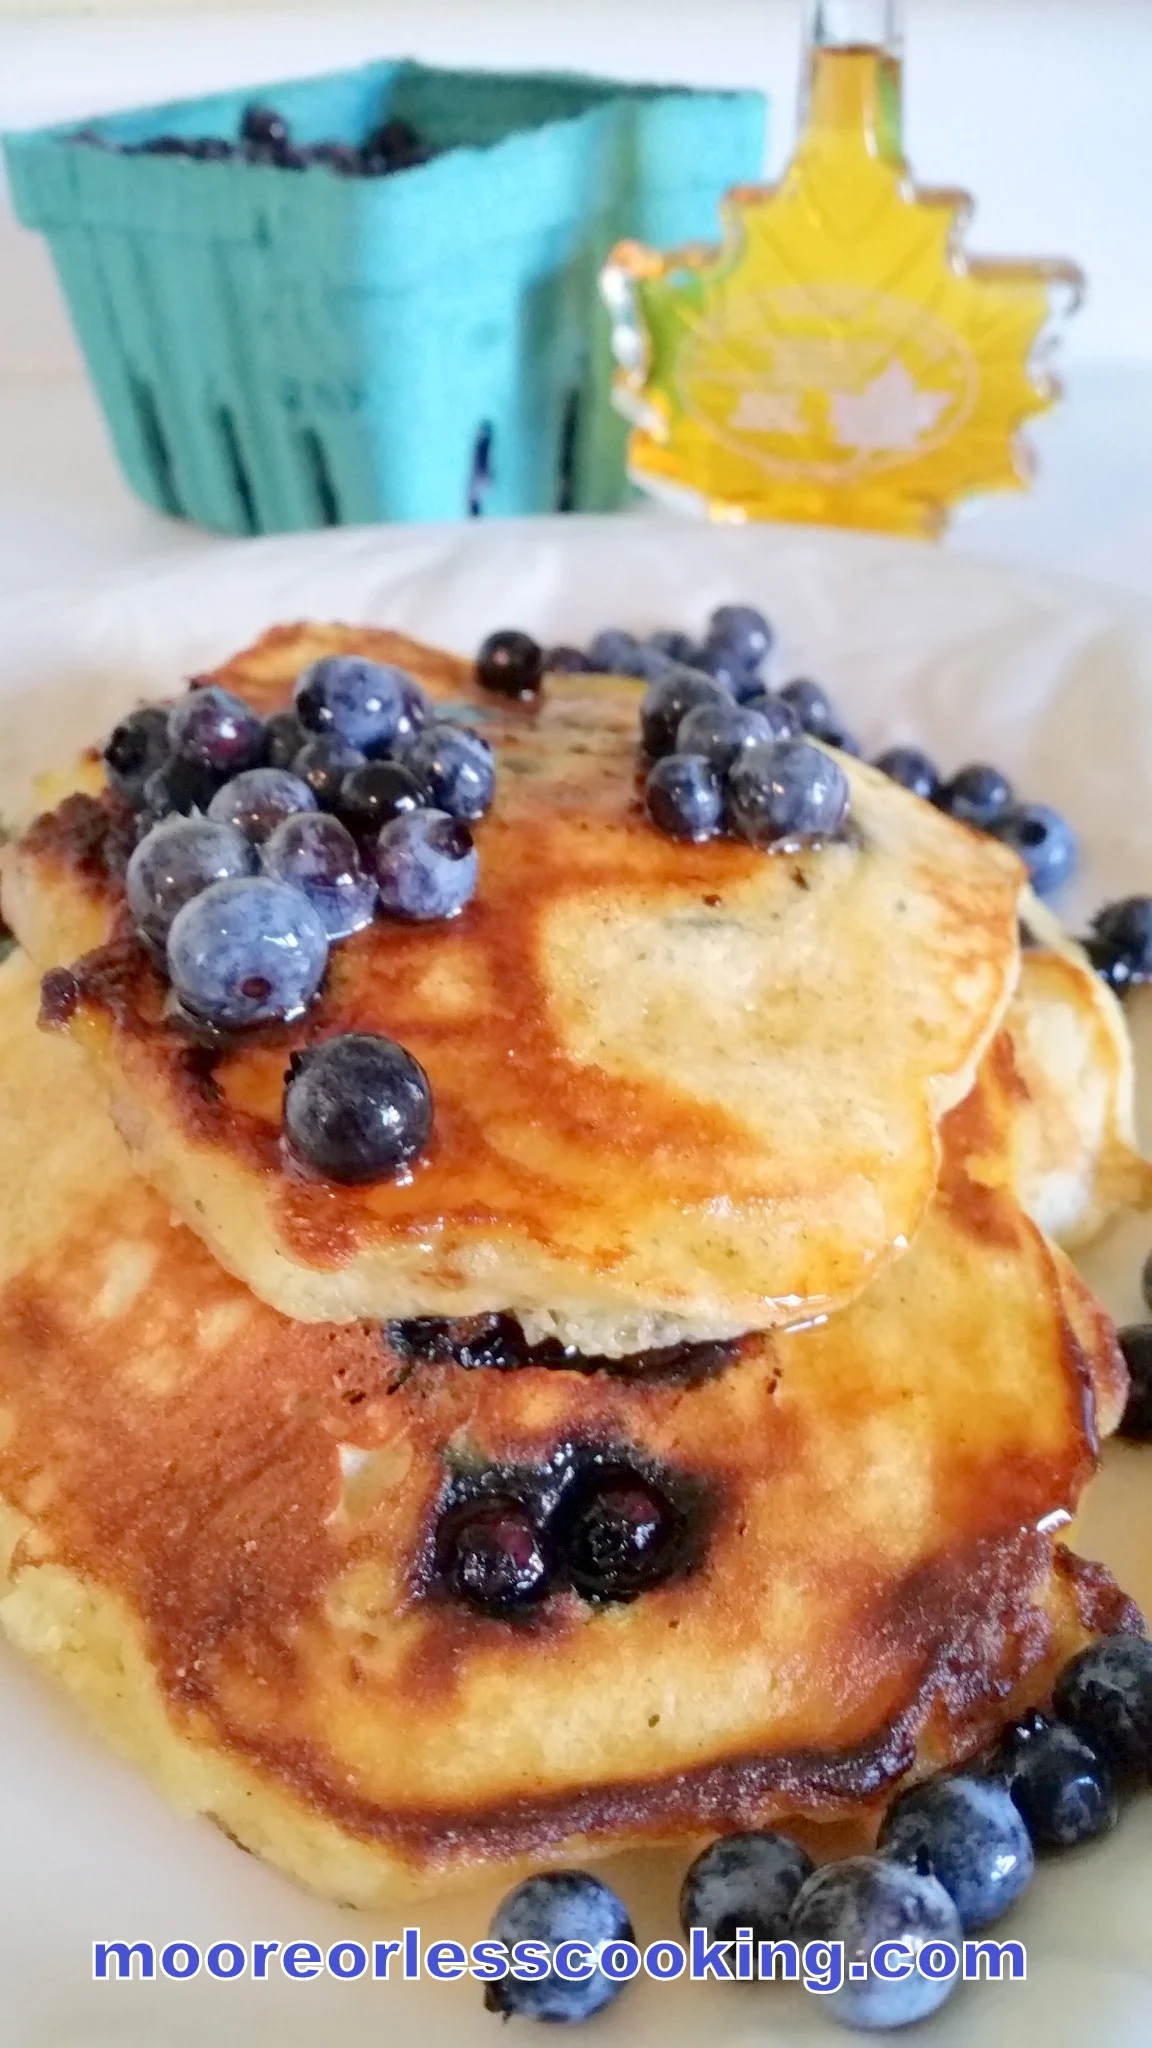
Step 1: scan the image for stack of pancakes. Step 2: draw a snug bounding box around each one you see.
[0,624,1147,1907]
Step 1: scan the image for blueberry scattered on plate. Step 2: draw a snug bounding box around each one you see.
[878,1772,1034,1931]
[679,1830,814,1954]
[484,1872,635,2023]
[789,1854,963,2030]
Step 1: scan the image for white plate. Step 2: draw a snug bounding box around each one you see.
[1,515,1151,2047]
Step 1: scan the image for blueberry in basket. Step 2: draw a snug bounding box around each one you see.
[282,1031,433,1182]
[167,874,329,1028]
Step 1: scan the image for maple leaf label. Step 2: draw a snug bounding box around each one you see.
[728,388,805,436]
[828,361,953,454]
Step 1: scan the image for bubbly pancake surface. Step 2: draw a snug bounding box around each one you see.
[1,625,1023,1349]
[0,953,1134,1903]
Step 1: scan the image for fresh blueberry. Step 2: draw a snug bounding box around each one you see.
[294,655,424,755]
[476,629,543,700]
[874,745,941,802]
[942,762,1015,830]
[677,701,782,775]
[995,802,1078,897]
[707,602,773,674]
[1082,933,1134,995]
[167,876,328,1029]
[738,689,801,740]
[648,628,698,665]
[789,1854,962,2030]
[361,117,425,169]
[542,645,593,675]
[780,678,837,733]
[1053,1634,1152,1780]
[263,709,308,770]
[439,1498,551,1614]
[168,686,265,776]
[878,1773,1034,1931]
[103,705,172,804]
[404,722,495,821]
[293,735,367,810]
[207,767,317,844]
[692,638,756,695]
[645,753,723,842]
[1004,1720,1118,1849]
[989,1706,1051,1781]
[282,1031,432,1182]
[308,141,361,176]
[812,717,863,758]
[679,1831,814,1955]
[727,740,851,847]
[640,670,731,758]
[239,102,289,150]
[375,810,478,922]
[126,815,254,946]
[1115,1327,1147,1441]
[1092,896,1152,982]
[485,1872,634,2023]
[186,137,234,162]
[338,760,425,841]
[261,813,376,942]
[587,627,640,674]
[560,1466,682,1601]
[139,755,223,824]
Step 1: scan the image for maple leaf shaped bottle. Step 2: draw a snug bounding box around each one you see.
[602,0,1083,536]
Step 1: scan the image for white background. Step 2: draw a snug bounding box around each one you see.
[1,0,1151,596]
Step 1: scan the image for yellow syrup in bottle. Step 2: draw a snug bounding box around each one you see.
[602,0,1083,536]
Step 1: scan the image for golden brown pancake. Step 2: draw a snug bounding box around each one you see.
[1,624,1023,1352]
[0,952,1134,1905]
[1005,891,1152,1247]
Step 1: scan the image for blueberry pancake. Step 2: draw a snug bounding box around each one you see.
[1007,891,1152,1248]
[0,952,1133,1904]
[0,624,1023,1353]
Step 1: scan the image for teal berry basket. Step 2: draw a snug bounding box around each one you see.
[3,62,765,535]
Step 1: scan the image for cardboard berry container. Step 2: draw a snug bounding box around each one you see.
[4,60,764,534]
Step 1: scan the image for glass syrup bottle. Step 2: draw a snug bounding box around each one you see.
[603,0,1083,536]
